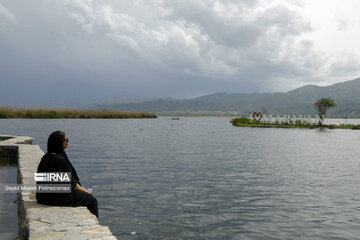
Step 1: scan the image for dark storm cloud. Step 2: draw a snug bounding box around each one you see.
[0,0,359,106]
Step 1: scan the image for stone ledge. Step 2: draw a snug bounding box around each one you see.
[0,135,33,145]
[0,135,117,240]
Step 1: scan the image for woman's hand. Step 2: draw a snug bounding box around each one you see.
[74,183,92,195]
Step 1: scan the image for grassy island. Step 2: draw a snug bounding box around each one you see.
[0,107,157,119]
[231,117,360,130]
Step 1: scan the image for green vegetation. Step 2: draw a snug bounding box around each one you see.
[231,117,250,125]
[0,107,157,119]
[351,125,360,130]
[231,117,360,130]
[314,97,336,125]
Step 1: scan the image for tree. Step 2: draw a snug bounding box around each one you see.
[314,97,336,124]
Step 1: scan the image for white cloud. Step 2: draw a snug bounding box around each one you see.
[55,0,326,81]
[0,3,17,29]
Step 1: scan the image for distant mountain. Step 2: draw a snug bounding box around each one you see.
[91,78,360,117]
[85,97,158,109]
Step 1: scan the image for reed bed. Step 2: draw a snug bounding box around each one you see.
[0,107,157,119]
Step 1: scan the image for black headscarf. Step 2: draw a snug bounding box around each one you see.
[45,130,81,186]
[47,130,66,154]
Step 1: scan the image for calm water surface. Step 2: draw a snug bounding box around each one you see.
[0,160,17,240]
[1,117,360,239]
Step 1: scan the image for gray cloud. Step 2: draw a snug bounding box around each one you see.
[0,3,16,22]
[59,0,317,77]
[0,0,359,106]
[0,2,16,31]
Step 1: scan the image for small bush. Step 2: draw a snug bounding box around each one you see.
[295,121,302,126]
[231,117,250,125]
[48,110,62,118]
[352,125,360,130]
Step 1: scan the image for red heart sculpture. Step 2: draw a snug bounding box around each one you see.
[252,111,263,123]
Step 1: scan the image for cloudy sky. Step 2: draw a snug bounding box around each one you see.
[1,0,360,106]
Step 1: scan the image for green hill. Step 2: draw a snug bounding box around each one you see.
[92,77,360,117]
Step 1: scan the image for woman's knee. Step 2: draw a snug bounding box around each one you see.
[85,195,98,208]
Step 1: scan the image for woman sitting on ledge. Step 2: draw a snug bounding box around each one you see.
[36,131,98,218]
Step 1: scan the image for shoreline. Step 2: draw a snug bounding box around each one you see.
[158,113,360,119]
[231,116,360,130]
[232,122,360,130]
[0,107,157,119]
[232,124,346,129]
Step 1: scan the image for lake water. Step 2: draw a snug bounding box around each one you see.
[1,117,360,239]
[0,157,18,240]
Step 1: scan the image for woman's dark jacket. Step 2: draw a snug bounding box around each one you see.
[36,152,84,206]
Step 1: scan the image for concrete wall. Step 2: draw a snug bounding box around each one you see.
[0,135,117,240]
